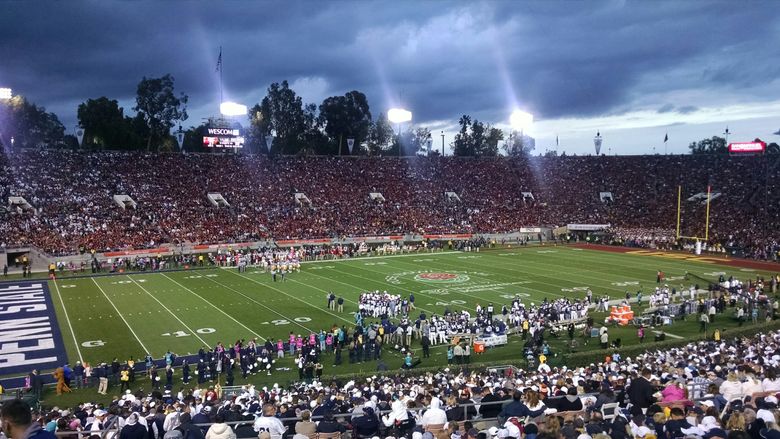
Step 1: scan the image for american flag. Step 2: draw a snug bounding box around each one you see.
[216,47,222,73]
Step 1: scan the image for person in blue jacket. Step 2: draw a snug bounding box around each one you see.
[498,390,547,421]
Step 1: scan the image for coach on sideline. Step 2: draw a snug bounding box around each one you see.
[1,400,57,439]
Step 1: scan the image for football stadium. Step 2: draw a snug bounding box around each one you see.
[1,2,780,439]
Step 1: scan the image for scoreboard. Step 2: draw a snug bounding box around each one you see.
[203,128,244,148]
[728,141,765,153]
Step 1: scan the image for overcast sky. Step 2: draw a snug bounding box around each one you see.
[2,0,780,155]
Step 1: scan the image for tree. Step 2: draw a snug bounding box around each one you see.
[688,136,727,154]
[452,115,473,156]
[452,115,501,157]
[483,126,504,157]
[367,112,394,156]
[134,74,188,151]
[77,97,126,149]
[0,95,65,148]
[124,114,151,150]
[182,123,211,152]
[318,90,372,155]
[503,130,535,156]
[389,127,432,156]
[250,80,307,155]
[470,119,487,155]
[300,103,330,155]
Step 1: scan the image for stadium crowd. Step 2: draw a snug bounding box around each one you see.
[16,326,780,439]
[1,150,778,260]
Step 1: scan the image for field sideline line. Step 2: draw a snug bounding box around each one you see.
[160,273,265,341]
[298,251,460,264]
[126,276,211,347]
[52,280,84,363]
[90,278,151,354]
[201,274,313,336]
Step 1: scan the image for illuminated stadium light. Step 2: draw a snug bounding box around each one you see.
[219,101,248,116]
[0,88,11,100]
[510,109,533,132]
[387,108,412,124]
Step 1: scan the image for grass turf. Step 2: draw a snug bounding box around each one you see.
[30,245,778,407]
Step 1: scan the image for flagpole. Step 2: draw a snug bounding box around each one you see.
[219,46,223,104]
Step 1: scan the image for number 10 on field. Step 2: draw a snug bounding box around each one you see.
[161,328,216,337]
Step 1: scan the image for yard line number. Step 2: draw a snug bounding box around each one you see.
[162,327,216,337]
[260,317,312,325]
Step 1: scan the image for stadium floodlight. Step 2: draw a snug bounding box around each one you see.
[0,88,11,100]
[220,102,248,116]
[510,109,533,132]
[387,108,412,124]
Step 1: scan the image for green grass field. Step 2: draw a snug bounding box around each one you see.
[25,244,779,407]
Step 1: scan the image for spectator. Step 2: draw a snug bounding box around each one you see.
[119,413,147,439]
[1,399,57,439]
[294,411,316,436]
[205,413,235,439]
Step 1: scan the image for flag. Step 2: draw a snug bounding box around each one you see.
[216,47,222,73]
[556,135,559,147]
[664,133,668,143]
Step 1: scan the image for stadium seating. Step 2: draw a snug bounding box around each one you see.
[0,150,778,260]
[23,327,780,439]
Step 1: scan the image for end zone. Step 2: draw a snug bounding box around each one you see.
[0,282,68,375]
[572,244,780,272]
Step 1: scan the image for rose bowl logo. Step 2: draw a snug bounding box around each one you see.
[414,272,470,283]
[387,270,477,285]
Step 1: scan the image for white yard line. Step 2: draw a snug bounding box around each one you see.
[161,273,265,341]
[90,277,151,353]
[299,267,437,315]
[126,276,211,346]
[201,274,315,334]
[652,330,684,339]
[225,269,356,328]
[52,280,84,362]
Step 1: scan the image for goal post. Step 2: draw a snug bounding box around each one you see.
[675,185,712,241]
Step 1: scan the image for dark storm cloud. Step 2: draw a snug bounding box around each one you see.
[677,106,698,115]
[1,0,779,129]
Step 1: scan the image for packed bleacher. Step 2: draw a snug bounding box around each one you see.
[1,150,778,260]
[17,326,780,439]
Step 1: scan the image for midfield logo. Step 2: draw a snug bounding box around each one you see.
[386,270,486,285]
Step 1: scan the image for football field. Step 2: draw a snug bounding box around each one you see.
[38,244,777,382]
